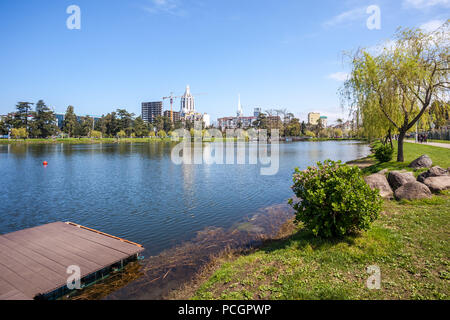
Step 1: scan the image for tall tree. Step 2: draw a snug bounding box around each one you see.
[63,106,78,138]
[0,119,7,135]
[104,112,119,137]
[116,109,135,136]
[133,116,148,137]
[14,102,34,134]
[30,100,58,138]
[344,23,449,161]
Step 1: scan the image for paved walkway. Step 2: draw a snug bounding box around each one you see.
[405,140,450,149]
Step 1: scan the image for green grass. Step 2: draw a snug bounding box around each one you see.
[362,141,450,175]
[189,143,450,300]
[192,192,450,300]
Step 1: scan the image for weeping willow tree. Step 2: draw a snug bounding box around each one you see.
[343,21,449,162]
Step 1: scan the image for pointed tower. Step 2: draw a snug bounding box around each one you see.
[180,85,195,116]
[237,94,243,117]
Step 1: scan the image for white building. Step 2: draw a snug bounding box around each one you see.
[180,85,195,116]
[202,113,211,127]
[237,94,244,118]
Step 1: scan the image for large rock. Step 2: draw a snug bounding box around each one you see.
[364,173,394,199]
[409,155,433,169]
[417,166,449,183]
[423,176,450,193]
[394,182,432,200]
[388,171,416,190]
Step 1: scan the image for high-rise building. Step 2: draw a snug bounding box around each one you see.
[163,110,181,122]
[180,85,195,116]
[142,102,163,123]
[319,116,328,128]
[254,107,262,118]
[308,112,321,125]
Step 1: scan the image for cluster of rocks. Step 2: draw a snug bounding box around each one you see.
[364,155,450,201]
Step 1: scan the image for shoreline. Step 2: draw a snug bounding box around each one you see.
[0,137,365,145]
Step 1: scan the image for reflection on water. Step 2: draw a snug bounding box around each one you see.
[0,141,370,298]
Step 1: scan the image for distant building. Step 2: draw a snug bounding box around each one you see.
[217,95,258,129]
[163,110,181,122]
[254,108,262,118]
[54,114,101,129]
[55,114,65,129]
[308,112,321,125]
[218,116,257,129]
[142,101,163,123]
[202,113,211,127]
[180,85,195,116]
[319,116,328,128]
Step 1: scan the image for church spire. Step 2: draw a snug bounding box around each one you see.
[237,94,243,117]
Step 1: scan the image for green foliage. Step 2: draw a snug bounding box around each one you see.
[0,120,8,135]
[284,118,301,136]
[117,130,126,138]
[290,160,382,238]
[90,130,102,139]
[11,127,28,139]
[374,144,394,163]
[304,130,316,138]
[30,100,58,138]
[343,23,449,161]
[158,130,167,138]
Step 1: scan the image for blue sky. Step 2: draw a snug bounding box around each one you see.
[0,0,448,124]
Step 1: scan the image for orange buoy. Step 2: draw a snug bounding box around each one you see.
[43,161,48,166]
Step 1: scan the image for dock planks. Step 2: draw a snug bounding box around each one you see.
[0,222,144,300]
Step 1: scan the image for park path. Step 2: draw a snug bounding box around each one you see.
[405,140,450,149]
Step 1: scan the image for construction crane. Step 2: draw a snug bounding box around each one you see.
[162,93,183,123]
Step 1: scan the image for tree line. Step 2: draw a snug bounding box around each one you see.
[0,103,195,139]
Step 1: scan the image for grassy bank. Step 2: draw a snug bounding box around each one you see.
[360,141,450,175]
[0,137,174,144]
[178,142,450,300]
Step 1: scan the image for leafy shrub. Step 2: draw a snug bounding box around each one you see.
[375,144,394,163]
[90,130,102,139]
[11,128,28,139]
[305,130,316,138]
[158,130,167,138]
[117,130,127,139]
[289,160,382,238]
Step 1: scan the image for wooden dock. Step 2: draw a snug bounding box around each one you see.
[0,222,144,300]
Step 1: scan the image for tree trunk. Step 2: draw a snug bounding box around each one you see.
[397,130,405,162]
[388,129,393,149]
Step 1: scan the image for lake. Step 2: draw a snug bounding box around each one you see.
[0,141,369,257]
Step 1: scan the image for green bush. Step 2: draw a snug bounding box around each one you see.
[374,144,394,163]
[289,160,382,238]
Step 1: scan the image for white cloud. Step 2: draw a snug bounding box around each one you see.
[403,0,450,8]
[327,72,350,82]
[366,39,397,56]
[323,7,366,28]
[419,19,446,32]
[142,0,186,16]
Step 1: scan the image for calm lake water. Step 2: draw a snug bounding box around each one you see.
[0,141,369,257]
